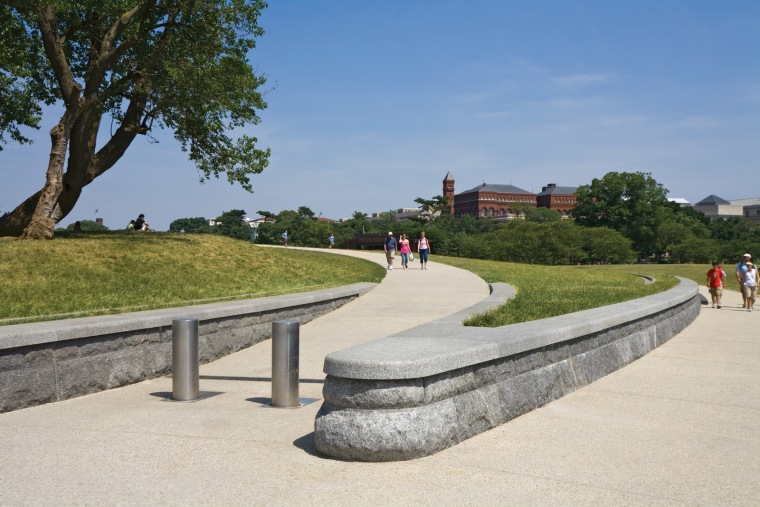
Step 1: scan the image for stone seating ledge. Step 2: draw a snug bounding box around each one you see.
[0,282,376,413]
[315,278,700,462]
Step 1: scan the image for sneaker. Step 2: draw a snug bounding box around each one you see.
[389,266,393,270]
[712,304,715,308]
[717,305,721,309]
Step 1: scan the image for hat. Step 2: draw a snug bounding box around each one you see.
[388,231,393,235]
[743,253,751,258]
[712,260,718,266]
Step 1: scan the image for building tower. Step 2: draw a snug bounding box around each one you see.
[443,171,455,215]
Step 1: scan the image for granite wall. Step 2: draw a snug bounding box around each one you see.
[315,279,700,461]
[0,283,375,413]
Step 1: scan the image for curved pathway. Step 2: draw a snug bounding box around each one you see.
[0,251,757,506]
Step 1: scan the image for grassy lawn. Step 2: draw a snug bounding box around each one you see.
[1,232,719,327]
[0,232,385,325]
[435,257,712,327]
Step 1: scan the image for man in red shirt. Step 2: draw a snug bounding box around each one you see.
[706,261,726,309]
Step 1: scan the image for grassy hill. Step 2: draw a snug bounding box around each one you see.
[0,232,385,325]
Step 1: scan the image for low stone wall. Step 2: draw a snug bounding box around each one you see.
[315,278,700,461]
[0,283,375,413]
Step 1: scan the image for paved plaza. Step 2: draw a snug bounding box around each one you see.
[0,250,758,506]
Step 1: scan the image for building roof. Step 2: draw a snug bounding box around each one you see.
[696,194,730,205]
[443,171,454,181]
[536,185,577,196]
[458,183,532,195]
[729,197,760,207]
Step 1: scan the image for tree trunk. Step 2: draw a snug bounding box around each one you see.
[17,110,78,239]
[17,71,82,240]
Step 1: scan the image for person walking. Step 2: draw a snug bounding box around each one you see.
[417,231,431,270]
[282,230,288,247]
[741,261,758,311]
[736,253,752,308]
[706,261,725,309]
[328,234,334,248]
[384,231,397,270]
[399,233,411,269]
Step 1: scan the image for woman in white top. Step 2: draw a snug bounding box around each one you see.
[742,261,758,311]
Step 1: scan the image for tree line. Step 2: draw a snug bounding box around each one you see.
[163,172,760,266]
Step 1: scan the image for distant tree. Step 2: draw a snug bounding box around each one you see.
[657,221,694,257]
[670,237,717,264]
[413,195,451,221]
[371,210,400,235]
[169,217,209,233]
[1,1,269,239]
[571,171,670,257]
[582,227,635,264]
[212,209,250,241]
[63,219,109,231]
[524,207,561,223]
[256,210,278,220]
[538,220,584,265]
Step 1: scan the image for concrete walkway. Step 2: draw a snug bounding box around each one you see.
[1,251,758,506]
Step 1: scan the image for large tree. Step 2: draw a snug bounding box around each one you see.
[0,0,270,239]
[571,171,669,257]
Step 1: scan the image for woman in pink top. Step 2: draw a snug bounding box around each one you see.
[399,233,411,269]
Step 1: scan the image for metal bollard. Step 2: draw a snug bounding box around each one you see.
[172,317,199,401]
[271,319,300,407]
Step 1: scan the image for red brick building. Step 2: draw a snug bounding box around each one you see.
[536,183,577,217]
[443,173,576,219]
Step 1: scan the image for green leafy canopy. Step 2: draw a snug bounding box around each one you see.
[0,0,270,186]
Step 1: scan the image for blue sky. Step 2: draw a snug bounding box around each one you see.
[2,0,759,231]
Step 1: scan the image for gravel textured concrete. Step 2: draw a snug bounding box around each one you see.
[0,251,757,506]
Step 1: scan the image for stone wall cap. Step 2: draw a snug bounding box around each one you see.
[324,278,698,380]
[0,282,376,350]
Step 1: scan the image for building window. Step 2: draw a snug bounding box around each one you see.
[481,207,487,217]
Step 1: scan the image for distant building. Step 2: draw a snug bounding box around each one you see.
[667,197,690,206]
[693,195,744,219]
[536,183,577,218]
[444,173,576,219]
[744,204,760,225]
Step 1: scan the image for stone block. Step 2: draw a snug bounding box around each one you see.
[55,354,110,400]
[424,367,475,404]
[79,335,124,357]
[0,366,57,413]
[145,342,172,377]
[315,399,458,461]
[452,389,494,441]
[0,351,24,371]
[106,348,148,388]
[322,376,424,409]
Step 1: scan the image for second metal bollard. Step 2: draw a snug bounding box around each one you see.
[271,319,300,407]
[172,317,199,401]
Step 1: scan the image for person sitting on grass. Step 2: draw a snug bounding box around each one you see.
[133,214,151,231]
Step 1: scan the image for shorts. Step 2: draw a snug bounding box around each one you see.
[709,287,723,297]
[742,285,757,299]
[385,249,395,261]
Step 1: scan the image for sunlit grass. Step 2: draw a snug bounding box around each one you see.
[0,232,385,325]
[435,257,684,327]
